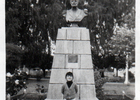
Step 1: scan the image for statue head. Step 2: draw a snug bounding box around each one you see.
[70,0,79,7]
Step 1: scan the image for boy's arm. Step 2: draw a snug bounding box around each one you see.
[61,85,65,94]
[75,84,78,93]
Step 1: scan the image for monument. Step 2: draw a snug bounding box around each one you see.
[47,0,98,99]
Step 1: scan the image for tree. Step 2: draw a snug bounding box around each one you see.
[87,0,135,71]
[6,0,62,71]
[92,25,135,76]
[6,0,135,72]
[39,54,53,77]
[107,24,135,76]
[108,24,135,64]
[6,0,135,49]
[22,48,53,77]
[6,43,24,73]
[6,0,65,49]
[78,0,135,52]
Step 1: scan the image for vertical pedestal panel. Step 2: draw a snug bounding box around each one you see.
[80,85,98,100]
[73,69,95,84]
[47,84,63,99]
[52,54,65,69]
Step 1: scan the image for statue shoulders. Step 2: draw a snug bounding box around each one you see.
[66,8,86,22]
[66,8,84,13]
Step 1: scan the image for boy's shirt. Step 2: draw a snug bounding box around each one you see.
[67,81,73,88]
[61,82,78,99]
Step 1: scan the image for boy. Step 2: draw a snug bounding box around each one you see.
[61,72,78,100]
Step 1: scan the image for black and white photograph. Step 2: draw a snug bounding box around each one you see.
[2,0,138,100]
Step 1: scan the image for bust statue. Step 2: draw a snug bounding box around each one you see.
[64,0,87,26]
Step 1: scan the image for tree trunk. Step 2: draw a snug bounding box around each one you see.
[101,71,104,77]
[42,68,46,77]
[100,70,104,77]
[124,54,130,85]
[47,30,51,55]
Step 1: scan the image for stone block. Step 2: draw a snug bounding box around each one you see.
[73,69,95,84]
[81,55,93,69]
[55,41,64,53]
[67,28,81,40]
[55,40,73,54]
[52,55,65,69]
[74,41,91,54]
[66,55,80,69]
[80,85,98,100]
[50,69,72,84]
[47,84,63,99]
[64,41,73,53]
[81,29,90,40]
[57,29,66,40]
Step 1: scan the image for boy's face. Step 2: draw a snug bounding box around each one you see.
[66,75,73,81]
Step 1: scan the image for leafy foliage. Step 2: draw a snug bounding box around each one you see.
[6,0,135,70]
[94,70,107,99]
[6,43,24,73]
[6,73,27,96]
[109,25,135,55]
[94,70,107,88]
[6,0,135,46]
[6,0,65,46]
[6,0,58,71]
[108,25,135,68]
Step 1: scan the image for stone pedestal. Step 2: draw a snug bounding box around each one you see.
[47,27,98,100]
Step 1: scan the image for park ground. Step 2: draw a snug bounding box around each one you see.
[16,77,135,100]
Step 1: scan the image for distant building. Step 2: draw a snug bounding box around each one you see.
[118,69,125,77]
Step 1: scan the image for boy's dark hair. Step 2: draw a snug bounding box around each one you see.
[65,72,73,78]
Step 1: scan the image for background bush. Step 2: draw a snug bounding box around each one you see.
[124,71,135,82]
[94,70,108,100]
[6,72,27,96]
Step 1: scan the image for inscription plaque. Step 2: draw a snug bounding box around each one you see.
[68,55,78,63]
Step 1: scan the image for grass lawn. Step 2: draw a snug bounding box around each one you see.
[17,78,50,94]
[102,82,135,99]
